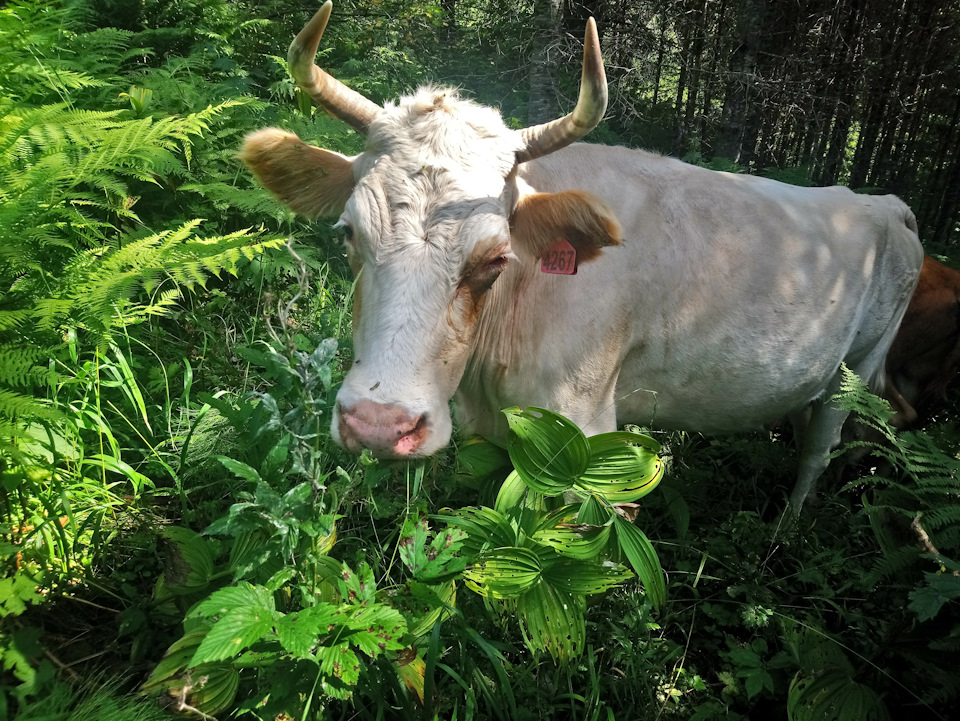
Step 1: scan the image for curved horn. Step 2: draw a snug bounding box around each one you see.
[289,1,380,134]
[516,18,608,164]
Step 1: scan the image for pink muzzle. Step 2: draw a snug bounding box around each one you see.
[337,400,428,457]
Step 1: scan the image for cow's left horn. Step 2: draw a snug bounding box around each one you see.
[289,1,380,134]
[516,18,608,163]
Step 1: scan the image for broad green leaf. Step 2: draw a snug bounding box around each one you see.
[161,526,215,592]
[190,607,275,664]
[343,604,408,656]
[141,629,207,691]
[458,436,512,482]
[577,494,613,525]
[338,561,377,605]
[318,643,361,688]
[578,432,664,502]
[908,571,960,622]
[788,670,890,721]
[190,582,276,619]
[274,603,340,657]
[495,470,528,513]
[187,665,240,717]
[463,547,542,599]
[516,581,585,661]
[503,407,590,495]
[399,515,467,583]
[613,516,666,609]
[542,558,634,594]
[405,580,457,638]
[215,455,262,483]
[532,521,612,559]
[437,506,518,556]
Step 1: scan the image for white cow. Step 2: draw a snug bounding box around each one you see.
[242,2,924,514]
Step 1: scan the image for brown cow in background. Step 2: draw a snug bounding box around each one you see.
[885,256,960,427]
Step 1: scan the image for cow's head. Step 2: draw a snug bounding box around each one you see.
[242,1,618,457]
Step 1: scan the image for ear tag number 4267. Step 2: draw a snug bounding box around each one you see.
[540,238,578,275]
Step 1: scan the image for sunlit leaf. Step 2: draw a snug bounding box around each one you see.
[437,506,517,557]
[532,520,612,559]
[542,558,633,594]
[516,580,585,661]
[579,431,664,502]
[576,494,613,525]
[190,607,275,664]
[613,516,666,609]
[463,546,542,599]
[503,407,590,495]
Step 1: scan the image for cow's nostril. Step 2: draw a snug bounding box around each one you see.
[337,401,428,457]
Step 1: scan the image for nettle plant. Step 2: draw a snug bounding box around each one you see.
[142,402,666,716]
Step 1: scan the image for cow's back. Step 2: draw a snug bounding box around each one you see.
[476,143,925,437]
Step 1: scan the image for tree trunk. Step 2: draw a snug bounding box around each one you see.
[717,0,765,165]
[528,0,563,124]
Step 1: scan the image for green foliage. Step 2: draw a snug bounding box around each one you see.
[3,1,960,719]
[11,679,171,721]
[440,407,665,662]
[833,364,960,623]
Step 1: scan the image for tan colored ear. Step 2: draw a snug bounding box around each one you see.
[240,128,355,218]
[509,190,622,264]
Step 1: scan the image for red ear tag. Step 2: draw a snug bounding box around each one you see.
[540,238,578,275]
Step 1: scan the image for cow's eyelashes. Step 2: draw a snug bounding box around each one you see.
[486,256,508,273]
[462,255,508,292]
[334,219,354,242]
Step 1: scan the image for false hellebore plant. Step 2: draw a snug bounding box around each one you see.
[442,407,666,662]
[142,406,665,715]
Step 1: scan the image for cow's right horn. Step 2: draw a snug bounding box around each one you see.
[516,18,608,163]
[289,1,380,134]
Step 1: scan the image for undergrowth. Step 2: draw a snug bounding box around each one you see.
[4,1,960,720]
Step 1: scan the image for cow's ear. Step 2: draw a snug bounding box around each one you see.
[241,128,355,218]
[509,190,622,264]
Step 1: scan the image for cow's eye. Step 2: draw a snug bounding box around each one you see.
[486,256,508,273]
[462,255,509,293]
[334,219,354,242]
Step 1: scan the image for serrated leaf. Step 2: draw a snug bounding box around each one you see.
[337,561,377,605]
[275,603,340,657]
[190,582,276,619]
[190,607,275,664]
[399,515,468,583]
[503,407,590,495]
[613,516,666,609]
[318,643,361,686]
[216,455,262,483]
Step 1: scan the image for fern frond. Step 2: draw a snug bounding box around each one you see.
[0,345,51,387]
[868,544,922,581]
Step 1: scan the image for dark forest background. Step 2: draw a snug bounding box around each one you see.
[4,1,960,719]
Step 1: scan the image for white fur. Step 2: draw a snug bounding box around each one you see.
[320,88,923,514]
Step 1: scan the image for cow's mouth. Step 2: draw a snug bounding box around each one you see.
[337,401,430,457]
[393,413,429,456]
